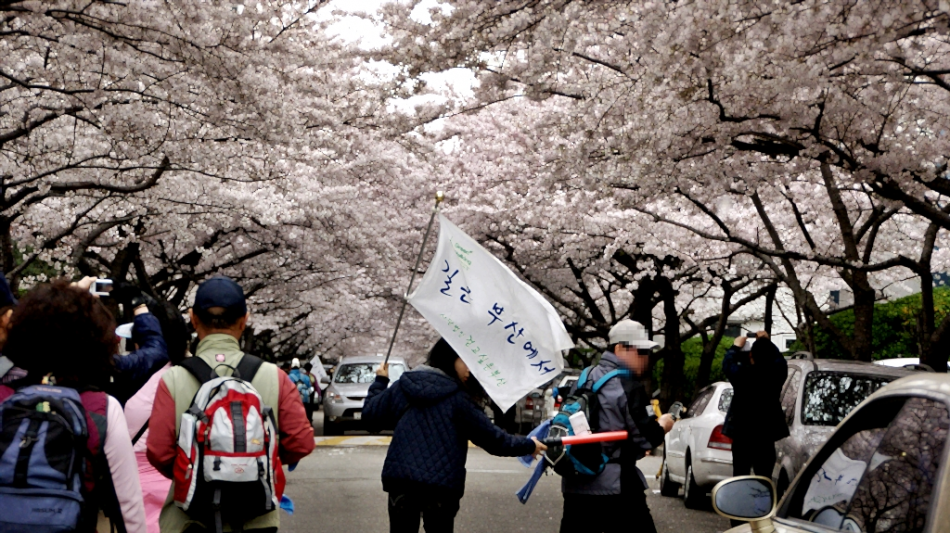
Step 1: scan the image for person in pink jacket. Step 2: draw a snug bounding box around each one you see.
[1,280,147,533]
[125,363,173,533]
[122,301,189,533]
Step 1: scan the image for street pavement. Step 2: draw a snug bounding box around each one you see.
[278,412,732,533]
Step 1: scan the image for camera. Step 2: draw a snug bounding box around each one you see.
[90,278,113,297]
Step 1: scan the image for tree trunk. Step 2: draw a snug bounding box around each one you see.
[0,216,14,283]
[630,277,658,393]
[915,222,945,372]
[696,337,718,392]
[926,319,950,373]
[923,290,950,373]
[696,283,736,390]
[849,276,876,362]
[657,278,683,409]
[764,285,776,336]
[631,277,656,335]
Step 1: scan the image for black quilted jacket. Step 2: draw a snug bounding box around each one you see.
[363,366,535,498]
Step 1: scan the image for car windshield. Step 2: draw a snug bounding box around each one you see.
[334,363,405,384]
[801,371,895,426]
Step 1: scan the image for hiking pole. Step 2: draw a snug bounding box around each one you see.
[542,430,628,447]
[384,191,445,366]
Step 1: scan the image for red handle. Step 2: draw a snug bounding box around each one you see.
[543,430,628,446]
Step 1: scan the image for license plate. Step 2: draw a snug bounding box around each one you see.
[353,411,361,420]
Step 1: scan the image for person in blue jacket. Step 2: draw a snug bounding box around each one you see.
[105,280,171,404]
[0,275,170,404]
[288,358,315,422]
[363,339,546,533]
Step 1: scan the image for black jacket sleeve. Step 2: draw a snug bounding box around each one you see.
[109,313,168,404]
[456,395,535,457]
[722,346,753,387]
[624,380,665,448]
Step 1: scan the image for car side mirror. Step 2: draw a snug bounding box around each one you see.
[711,476,776,522]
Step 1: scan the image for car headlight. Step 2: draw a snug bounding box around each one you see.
[327,390,343,404]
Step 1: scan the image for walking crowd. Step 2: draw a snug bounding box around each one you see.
[0,274,786,533]
[0,276,315,533]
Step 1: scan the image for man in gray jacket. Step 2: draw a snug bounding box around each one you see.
[560,319,674,533]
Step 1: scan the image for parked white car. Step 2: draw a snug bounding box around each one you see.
[659,381,734,508]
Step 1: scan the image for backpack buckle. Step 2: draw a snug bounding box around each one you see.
[18,435,35,448]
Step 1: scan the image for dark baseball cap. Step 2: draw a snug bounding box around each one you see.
[193,276,246,320]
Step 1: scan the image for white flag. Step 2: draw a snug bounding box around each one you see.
[408,215,574,412]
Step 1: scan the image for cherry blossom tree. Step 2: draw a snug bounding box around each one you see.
[0,0,445,361]
[373,0,950,372]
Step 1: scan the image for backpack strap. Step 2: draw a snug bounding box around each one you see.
[181,354,265,385]
[235,354,264,383]
[130,420,149,446]
[80,391,128,533]
[576,366,593,390]
[591,369,631,393]
[180,357,217,384]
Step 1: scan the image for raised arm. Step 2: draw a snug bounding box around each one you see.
[722,345,751,386]
[362,373,407,432]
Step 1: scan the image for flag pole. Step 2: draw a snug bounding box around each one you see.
[384,191,445,365]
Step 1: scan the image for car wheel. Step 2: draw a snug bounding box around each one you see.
[323,419,342,436]
[659,451,681,497]
[683,456,704,509]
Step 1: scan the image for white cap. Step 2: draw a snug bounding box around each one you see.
[608,319,659,351]
[115,323,134,339]
[291,357,301,368]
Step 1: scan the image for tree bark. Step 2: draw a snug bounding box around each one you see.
[912,220,948,372]
[764,285,776,336]
[657,278,683,409]
[0,216,13,282]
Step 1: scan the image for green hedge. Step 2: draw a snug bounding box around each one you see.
[788,287,950,360]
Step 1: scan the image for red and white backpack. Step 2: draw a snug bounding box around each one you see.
[172,355,284,533]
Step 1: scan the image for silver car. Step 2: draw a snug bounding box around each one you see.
[322,355,406,436]
[713,373,950,532]
[772,357,913,497]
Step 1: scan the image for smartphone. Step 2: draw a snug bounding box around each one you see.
[91,278,113,297]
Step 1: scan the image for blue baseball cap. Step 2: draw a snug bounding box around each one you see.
[193,276,247,320]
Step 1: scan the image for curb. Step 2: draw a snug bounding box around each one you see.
[314,436,392,446]
[313,435,478,448]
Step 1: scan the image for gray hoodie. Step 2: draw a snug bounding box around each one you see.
[562,351,665,495]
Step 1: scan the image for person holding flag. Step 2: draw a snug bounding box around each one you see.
[558,319,675,533]
[363,339,546,533]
